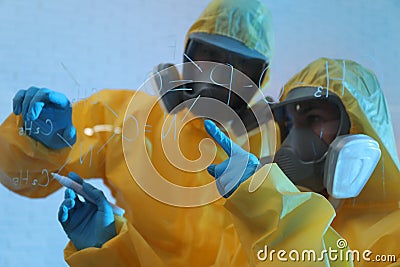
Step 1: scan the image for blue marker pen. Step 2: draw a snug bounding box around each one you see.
[52,173,125,217]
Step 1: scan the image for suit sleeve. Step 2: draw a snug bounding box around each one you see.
[224,163,353,267]
[0,89,133,198]
[63,216,164,267]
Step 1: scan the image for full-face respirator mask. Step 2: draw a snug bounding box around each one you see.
[272,87,381,199]
[153,32,270,133]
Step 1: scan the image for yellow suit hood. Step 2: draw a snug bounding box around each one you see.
[185,0,274,90]
[281,57,400,205]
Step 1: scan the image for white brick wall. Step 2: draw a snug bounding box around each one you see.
[0,0,398,266]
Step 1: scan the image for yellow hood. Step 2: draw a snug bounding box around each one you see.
[281,58,400,204]
[185,0,274,90]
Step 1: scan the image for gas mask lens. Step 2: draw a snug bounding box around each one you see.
[184,32,269,86]
[281,101,342,148]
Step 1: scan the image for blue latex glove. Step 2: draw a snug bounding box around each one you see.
[58,172,116,250]
[204,120,260,198]
[13,86,76,149]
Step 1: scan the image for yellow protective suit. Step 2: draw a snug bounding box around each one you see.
[0,0,398,266]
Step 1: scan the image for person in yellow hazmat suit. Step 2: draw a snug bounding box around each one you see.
[268,57,400,267]
[1,0,399,266]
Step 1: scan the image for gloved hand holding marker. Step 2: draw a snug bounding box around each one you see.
[55,172,120,250]
[52,173,125,217]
